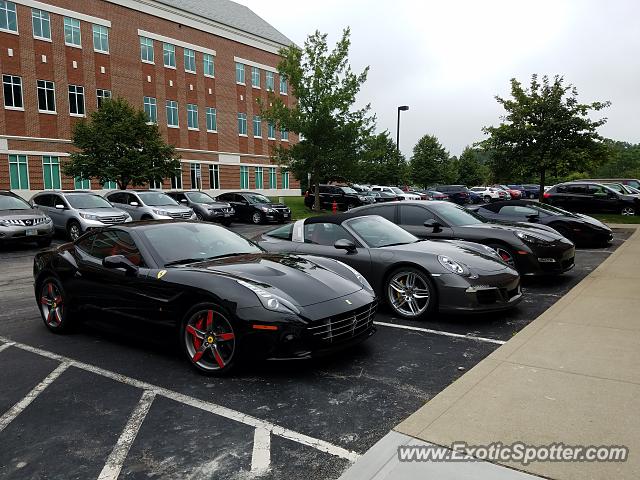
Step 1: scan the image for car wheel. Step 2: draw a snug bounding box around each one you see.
[346,203,356,211]
[37,237,52,248]
[252,211,264,224]
[621,206,636,216]
[483,195,491,203]
[487,243,516,268]
[386,267,436,320]
[530,193,537,199]
[38,277,72,333]
[67,220,82,241]
[196,213,204,221]
[181,304,237,375]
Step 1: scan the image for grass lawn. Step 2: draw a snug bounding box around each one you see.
[591,214,640,225]
[269,196,327,220]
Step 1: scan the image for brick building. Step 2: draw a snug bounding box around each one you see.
[0,0,301,199]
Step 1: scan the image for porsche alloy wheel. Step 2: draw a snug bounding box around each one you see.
[39,278,70,332]
[386,268,434,319]
[183,306,236,374]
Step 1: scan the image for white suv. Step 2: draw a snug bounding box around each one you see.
[470,187,508,203]
[371,186,421,201]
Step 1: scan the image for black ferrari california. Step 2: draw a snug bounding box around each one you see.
[347,201,576,275]
[33,221,377,375]
[258,214,522,320]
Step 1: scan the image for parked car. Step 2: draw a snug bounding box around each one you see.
[543,182,639,216]
[580,178,640,189]
[166,191,234,226]
[492,185,521,199]
[0,191,54,247]
[471,200,613,246]
[32,191,132,240]
[258,214,522,319]
[422,190,449,201]
[370,186,421,201]
[468,190,484,204]
[509,184,540,199]
[362,191,397,203]
[431,185,471,205]
[347,201,576,275]
[601,183,640,198]
[217,192,291,224]
[469,187,506,203]
[304,185,374,211]
[33,221,376,375]
[105,190,195,222]
[407,190,430,200]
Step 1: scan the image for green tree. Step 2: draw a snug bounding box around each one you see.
[410,134,455,187]
[258,28,374,210]
[357,132,409,186]
[593,140,640,178]
[63,97,180,190]
[455,146,490,186]
[481,74,610,199]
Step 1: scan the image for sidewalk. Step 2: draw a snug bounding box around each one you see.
[340,225,640,480]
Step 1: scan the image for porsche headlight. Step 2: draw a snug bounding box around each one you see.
[515,230,551,245]
[237,279,300,314]
[438,255,470,276]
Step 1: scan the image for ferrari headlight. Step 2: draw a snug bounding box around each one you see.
[237,279,300,314]
[438,255,470,276]
[515,230,551,245]
[79,212,99,221]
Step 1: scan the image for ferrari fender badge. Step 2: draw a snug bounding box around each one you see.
[157,270,167,279]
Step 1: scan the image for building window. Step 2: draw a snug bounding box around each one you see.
[209,164,219,189]
[8,154,28,189]
[163,43,175,68]
[75,177,90,189]
[150,179,162,189]
[190,163,201,189]
[279,75,288,95]
[92,24,109,53]
[281,128,289,141]
[37,80,56,112]
[144,96,157,123]
[266,71,275,91]
[282,169,290,189]
[3,74,22,109]
[203,53,214,77]
[42,156,61,190]
[237,113,247,136]
[187,104,198,129]
[253,116,262,138]
[96,89,111,108]
[0,1,17,33]
[251,67,260,88]
[64,17,81,47]
[267,122,276,139]
[184,48,196,73]
[171,168,182,189]
[235,62,245,84]
[166,100,178,127]
[68,85,85,116]
[140,36,154,63]
[240,166,249,189]
[255,167,263,189]
[268,167,276,189]
[206,107,217,132]
[103,180,117,189]
[32,9,50,40]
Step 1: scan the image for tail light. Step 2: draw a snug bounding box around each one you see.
[543,192,550,199]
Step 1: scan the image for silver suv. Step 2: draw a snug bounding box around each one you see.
[0,191,54,247]
[105,190,196,221]
[31,191,132,240]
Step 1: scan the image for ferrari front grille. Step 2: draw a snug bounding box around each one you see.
[307,301,377,344]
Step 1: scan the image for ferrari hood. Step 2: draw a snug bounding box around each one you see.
[462,221,563,241]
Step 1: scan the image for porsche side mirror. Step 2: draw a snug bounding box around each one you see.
[334,238,357,253]
[423,219,442,233]
[103,255,139,276]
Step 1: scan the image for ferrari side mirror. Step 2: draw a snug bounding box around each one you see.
[103,254,139,276]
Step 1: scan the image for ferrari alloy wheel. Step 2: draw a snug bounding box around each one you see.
[252,212,264,224]
[39,278,70,332]
[182,306,236,374]
[386,268,434,319]
[489,244,515,267]
[621,207,636,216]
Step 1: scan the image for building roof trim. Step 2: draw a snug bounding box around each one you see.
[14,0,111,27]
[138,30,216,56]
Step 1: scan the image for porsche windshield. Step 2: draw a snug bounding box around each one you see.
[346,216,417,248]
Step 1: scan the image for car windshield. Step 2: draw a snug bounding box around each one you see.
[140,222,262,265]
[346,215,418,248]
[246,194,271,204]
[391,187,404,195]
[340,187,358,194]
[435,203,486,226]
[137,192,179,206]
[0,195,31,210]
[66,194,113,209]
[628,186,640,194]
[186,192,216,204]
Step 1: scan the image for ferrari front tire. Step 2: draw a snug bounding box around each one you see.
[38,277,73,333]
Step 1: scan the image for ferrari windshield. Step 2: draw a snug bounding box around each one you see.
[137,192,179,206]
[346,216,417,248]
[66,194,113,209]
[186,192,216,204]
[140,222,262,265]
[0,195,31,210]
[434,203,486,226]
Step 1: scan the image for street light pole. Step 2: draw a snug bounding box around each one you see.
[396,105,409,185]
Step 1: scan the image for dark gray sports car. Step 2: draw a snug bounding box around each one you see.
[257,214,522,320]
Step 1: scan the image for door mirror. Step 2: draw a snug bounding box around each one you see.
[129,201,139,207]
[180,199,188,203]
[55,204,65,210]
[102,255,139,276]
[423,219,442,233]
[334,238,357,253]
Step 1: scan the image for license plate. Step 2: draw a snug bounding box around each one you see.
[284,213,290,218]
[26,229,37,236]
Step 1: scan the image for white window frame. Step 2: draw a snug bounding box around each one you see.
[190,162,202,189]
[279,75,288,95]
[140,36,154,64]
[32,8,51,41]
[251,66,260,88]
[265,71,275,92]
[37,79,56,113]
[184,48,196,73]
[240,165,249,189]
[96,88,111,108]
[206,107,217,132]
[268,167,276,189]
[267,122,276,140]
[163,43,176,68]
[0,1,18,34]
[92,24,109,54]
[171,168,183,189]
[63,17,81,48]
[187,103,198,130]
[68,84,85,117]
[203,53,214,77]
[255,166,263,189]
[3,74,23,110]
[253,115,262,138]
[282,169,290,189]
[281,128,289,142]
[235,62,245,85]
[209,164,219,189]
[42,155,61,190]
[166,100,179,127]
[237,112,247,136]
[144,96,157,123]
[8,154,29,190]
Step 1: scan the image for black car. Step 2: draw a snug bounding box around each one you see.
[471,200,613,247]
[543,182,639,216]
[166,190,234,226]
[33,221,376,375]
[431,185,470,205]
[304,185,375,211]
[258,214,522,320]
[348,201,575,276]
[216,192,291,224]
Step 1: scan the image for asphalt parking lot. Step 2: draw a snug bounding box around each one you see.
[0,225,632,480]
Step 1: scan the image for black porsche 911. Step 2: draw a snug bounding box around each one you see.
[347,201,576,275]
[470,200,613,247]
[33,221,377,375]
[257,214,522,320]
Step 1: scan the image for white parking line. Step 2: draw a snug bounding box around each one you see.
[251,427,271,474]
[0,341,15,353]
[373,321,506,346]
[577,249,615,254]
[0,336,360,463]
[0,362,69,433]
[98,390,156,480]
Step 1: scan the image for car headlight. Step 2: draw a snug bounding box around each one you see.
[0,220,8,227]
[515,230,551,245]
[152,209,171,216]
[236,279,300,314]
[79,212,99,221]
[438,255,470,276]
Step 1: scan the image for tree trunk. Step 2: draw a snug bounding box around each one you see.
[538,167,546,202]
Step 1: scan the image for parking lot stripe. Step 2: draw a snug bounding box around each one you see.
[0,336,361,463]
[373,321,506,346]
[0,362,69,433]
[0,341,15,353]
[97,390,156,480]
[251,427,271,474]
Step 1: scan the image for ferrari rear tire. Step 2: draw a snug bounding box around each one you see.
[38,277,73,333]
[385,267,436,320]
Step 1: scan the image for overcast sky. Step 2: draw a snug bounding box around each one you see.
[237,0,639,158]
